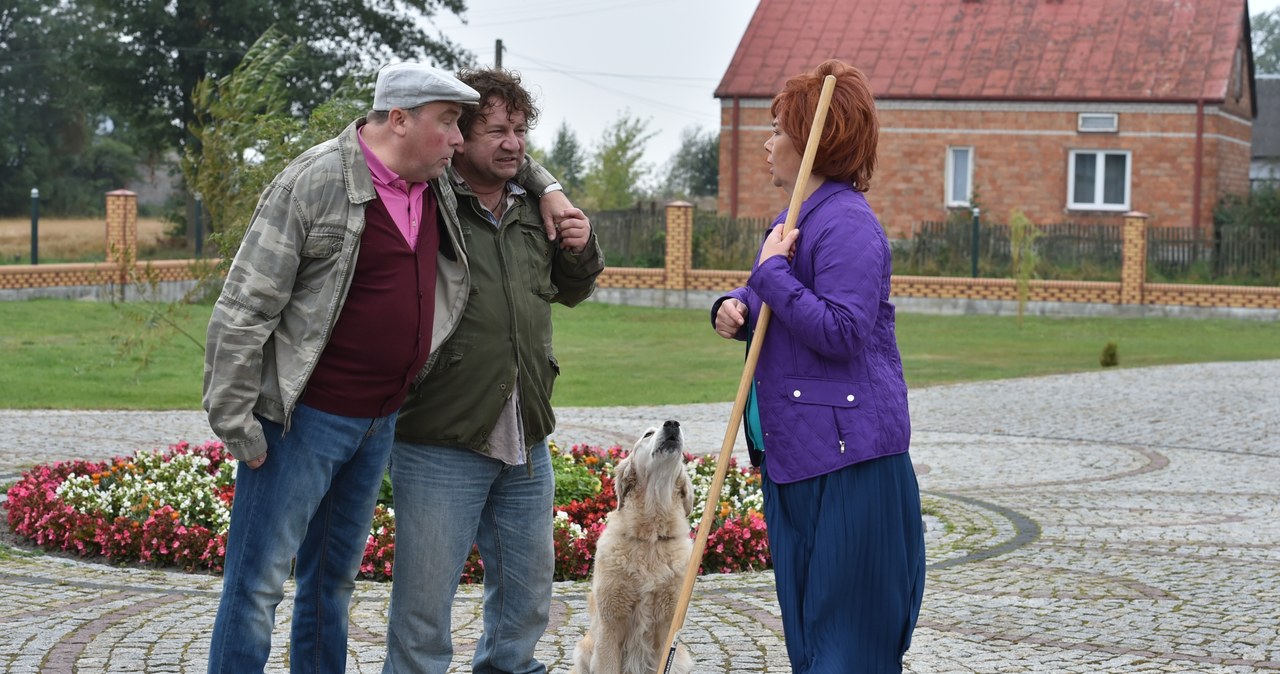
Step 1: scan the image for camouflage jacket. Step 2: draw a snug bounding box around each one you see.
[203,118,556,460]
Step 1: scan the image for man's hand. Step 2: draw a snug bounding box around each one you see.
[539,190,573,241]
[553,207,592,253]
[244,451,267,470]
[715,299,748,339]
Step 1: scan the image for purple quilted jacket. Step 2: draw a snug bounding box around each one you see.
[713,180,911,484]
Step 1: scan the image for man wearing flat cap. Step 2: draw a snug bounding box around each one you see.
[203,62,583,673]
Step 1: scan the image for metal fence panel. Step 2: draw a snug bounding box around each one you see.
[1148,226,1279,284]
[902,220,1122,281]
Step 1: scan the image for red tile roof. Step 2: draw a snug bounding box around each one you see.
[716,0,1250,102]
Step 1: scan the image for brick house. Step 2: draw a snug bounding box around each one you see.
[715,0,1257,239]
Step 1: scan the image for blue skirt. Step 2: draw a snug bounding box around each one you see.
[762,451,926,674]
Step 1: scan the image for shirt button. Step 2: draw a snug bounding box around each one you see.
[792,390,802,398]
[847,394,855,402]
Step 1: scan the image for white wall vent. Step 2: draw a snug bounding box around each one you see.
[1078,113,1118,133]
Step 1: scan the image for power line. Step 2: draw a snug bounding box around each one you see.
[506,48,717,122]
[445,0,682,28]
[502,65,716,91]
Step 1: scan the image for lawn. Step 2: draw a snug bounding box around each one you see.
[1,299,1278,409]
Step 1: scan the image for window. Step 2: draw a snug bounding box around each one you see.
[1068,150,1131,211]
[945,146,973,207]
[1078,113,1118,133]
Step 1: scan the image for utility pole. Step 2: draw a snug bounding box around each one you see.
[495,39,504,68]
[970,207,981,278]
[30,188,39,265]
[194,192,204,258]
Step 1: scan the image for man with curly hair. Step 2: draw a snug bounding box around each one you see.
[383,68,604,674]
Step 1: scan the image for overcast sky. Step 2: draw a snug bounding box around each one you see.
[427,0,1279,179]
[427,0,759,179]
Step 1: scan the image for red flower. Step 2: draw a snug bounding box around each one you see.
[2,441,772,582]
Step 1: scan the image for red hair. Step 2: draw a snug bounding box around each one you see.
[770,60,879,192]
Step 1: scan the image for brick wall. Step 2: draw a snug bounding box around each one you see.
[718,101,790,220]
[719,99,1253,240]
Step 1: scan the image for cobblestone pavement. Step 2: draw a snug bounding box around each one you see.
[1,360,1277,673]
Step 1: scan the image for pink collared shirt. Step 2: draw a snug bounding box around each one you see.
[358,127,427,250]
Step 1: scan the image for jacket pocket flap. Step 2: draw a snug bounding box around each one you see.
[301,229,345,258]
[783,376,860,408]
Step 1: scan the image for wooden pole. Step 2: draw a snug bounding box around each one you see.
[657,74,838,674]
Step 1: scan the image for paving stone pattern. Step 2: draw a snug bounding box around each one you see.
[0,360,1277,673]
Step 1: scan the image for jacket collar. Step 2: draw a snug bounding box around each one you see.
[338,118,378,205]
[774,179,853,227]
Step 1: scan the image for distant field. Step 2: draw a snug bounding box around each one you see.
[0,217,174,264]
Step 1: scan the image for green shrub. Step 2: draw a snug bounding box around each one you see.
[551,444,602,506]
[1100,341,1119,368]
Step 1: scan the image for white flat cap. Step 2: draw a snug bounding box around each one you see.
[372,62,480,111]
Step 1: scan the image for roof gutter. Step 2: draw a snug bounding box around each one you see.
[1193,98,1204,240]
[717,92,1228,106]
[731,97,741,219]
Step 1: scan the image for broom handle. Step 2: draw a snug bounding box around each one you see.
[657,74,838,674]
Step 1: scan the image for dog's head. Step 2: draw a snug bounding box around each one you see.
[614,420,694,519]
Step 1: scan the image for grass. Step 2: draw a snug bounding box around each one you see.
[1,299,1278,410]
[0,300,209,409]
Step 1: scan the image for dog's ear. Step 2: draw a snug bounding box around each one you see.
[678,468,694,517]
[614,457,636,510]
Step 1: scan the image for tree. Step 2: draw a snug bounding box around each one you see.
[184,28,368,268]
[75,0,472,158]
[1254,9,1280,74]
[0,0,137,215]
[582,112,655,210]
[1008,210,1041,329]
[539,122,587,198]
[661,126,719,199]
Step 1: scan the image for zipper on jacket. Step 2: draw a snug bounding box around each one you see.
[831,407,848,455]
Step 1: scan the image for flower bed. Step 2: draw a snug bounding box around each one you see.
[4,439,771,582]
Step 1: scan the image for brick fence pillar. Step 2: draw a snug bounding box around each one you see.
[664,201,694,290]
[106,189,138,268]
[1121,211,1148,306]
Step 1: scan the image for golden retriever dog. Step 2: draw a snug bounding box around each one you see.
[571,420,696,674]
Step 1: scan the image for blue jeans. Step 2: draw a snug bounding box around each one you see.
[383,440,554,674]
[207,403,395,674]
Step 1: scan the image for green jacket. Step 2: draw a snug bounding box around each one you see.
[395,174,604,454]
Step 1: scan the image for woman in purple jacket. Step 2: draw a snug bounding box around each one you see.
[712,60,926,673]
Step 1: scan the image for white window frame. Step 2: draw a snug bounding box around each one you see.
[1067,149,1132,212]
[1077,112,1118,133]
[945,146,974,207]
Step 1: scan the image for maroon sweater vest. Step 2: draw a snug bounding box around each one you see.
[302,191,439,417]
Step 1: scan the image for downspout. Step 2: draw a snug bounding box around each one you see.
[731,97,741,218]
[1192,98,1204,240]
